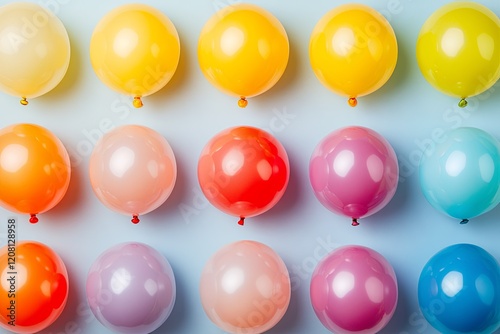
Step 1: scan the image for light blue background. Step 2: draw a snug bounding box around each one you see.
[1,0,500,333]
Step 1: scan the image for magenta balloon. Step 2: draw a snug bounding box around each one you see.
[86,242,176,334]
[200,240,291,334]
[89,125,177,223]
[309,126,398,225]
[310,245,398,334]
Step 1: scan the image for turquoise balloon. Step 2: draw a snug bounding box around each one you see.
[419,127,500,223]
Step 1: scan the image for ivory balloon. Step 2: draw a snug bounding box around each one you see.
[0,2,70,105]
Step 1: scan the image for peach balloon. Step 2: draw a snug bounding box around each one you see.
[200,240,291,334]
[0,123,71,223]
[89,125,176,223]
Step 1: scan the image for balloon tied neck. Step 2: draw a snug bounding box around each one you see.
[133,97,143,108]
[348,97,357,107]
[458,98,468,108]
[238,217,245,226]
[29,214,38,224]
[20,97,28,106]
[460,218,469,225]
[238,97,248,108]
[131,215,140,224]
[351,218,359,226]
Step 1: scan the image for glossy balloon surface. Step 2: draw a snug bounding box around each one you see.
[416,2,500,102]
[89,125,177,221]
[419,127,500,222]
[200,240,290,333]
[309,126,399,223]
[198,3,289,104]
[0,241,69,333]
[310,245,398,334]
[418,244,500,334]
[198,126,289,223]
[86,242,176,334]
[0,2,70,103]
[0,123,71,221]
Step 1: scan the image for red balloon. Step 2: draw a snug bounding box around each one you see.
[198,126,289,225]
[0,241,69,333]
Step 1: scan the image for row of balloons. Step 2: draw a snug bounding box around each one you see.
[0,2,499,108]
[1,123,500,226]
[1,240,500,334]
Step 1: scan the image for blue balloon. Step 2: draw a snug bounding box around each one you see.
[419,127,500,223]
[418,244,500,334]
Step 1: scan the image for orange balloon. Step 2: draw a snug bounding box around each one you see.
[0,241,69,333]
[0,124,71,223]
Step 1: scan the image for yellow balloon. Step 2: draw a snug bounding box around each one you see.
[90,4,180,108]
[416,2,500,107]
[309,4,398,107]
[198,4,289,108]
[0,2,70,105]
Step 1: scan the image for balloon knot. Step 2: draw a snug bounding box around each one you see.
[348,97,357,107]
[351,218,359,226]
[29,214,38,224]
[460,218,469,225]
[238,217,245,226]
[458,98,468,108]
[20,97,28,106]
[238,97,248,108]
[133,97,143,108]
[131,215,140,224]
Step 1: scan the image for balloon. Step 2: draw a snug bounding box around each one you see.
[89,125,177,224]
[198,3,289,108]
[0,123,71,223]
[309,4,398,107]
[416,2,500,108]
[418,244,500,334]
[310,245,398,334]
[0,241,69,333]
[309,126,399,226]
[419,127,500,224]
[0,2,70,105]
[90,4,180,108]
[197,126,289,225]
[86,242,176,334]
[200,240,290,334]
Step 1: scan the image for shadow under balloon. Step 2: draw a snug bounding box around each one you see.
[146,28,192,109]
[146,146,192,225]
[268,283,303,333]
[249,33,302,109]
[362,28,414,108]
[37,26,83,106]
[36,159,87,226]
[379,266,422,334]
[153,262,189,333]
[43,252,87,333]
[252,149,305,228]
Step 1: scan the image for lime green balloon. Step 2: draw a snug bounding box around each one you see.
[416,2,500,105]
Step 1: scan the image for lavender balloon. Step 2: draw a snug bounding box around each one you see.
[309,126,399,226]
[86,242,176,333]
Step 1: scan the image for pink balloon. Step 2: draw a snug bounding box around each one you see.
[310,245,398,334]
[309,126,398,226]
[200,240,291,334]
[89,125,177,223]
